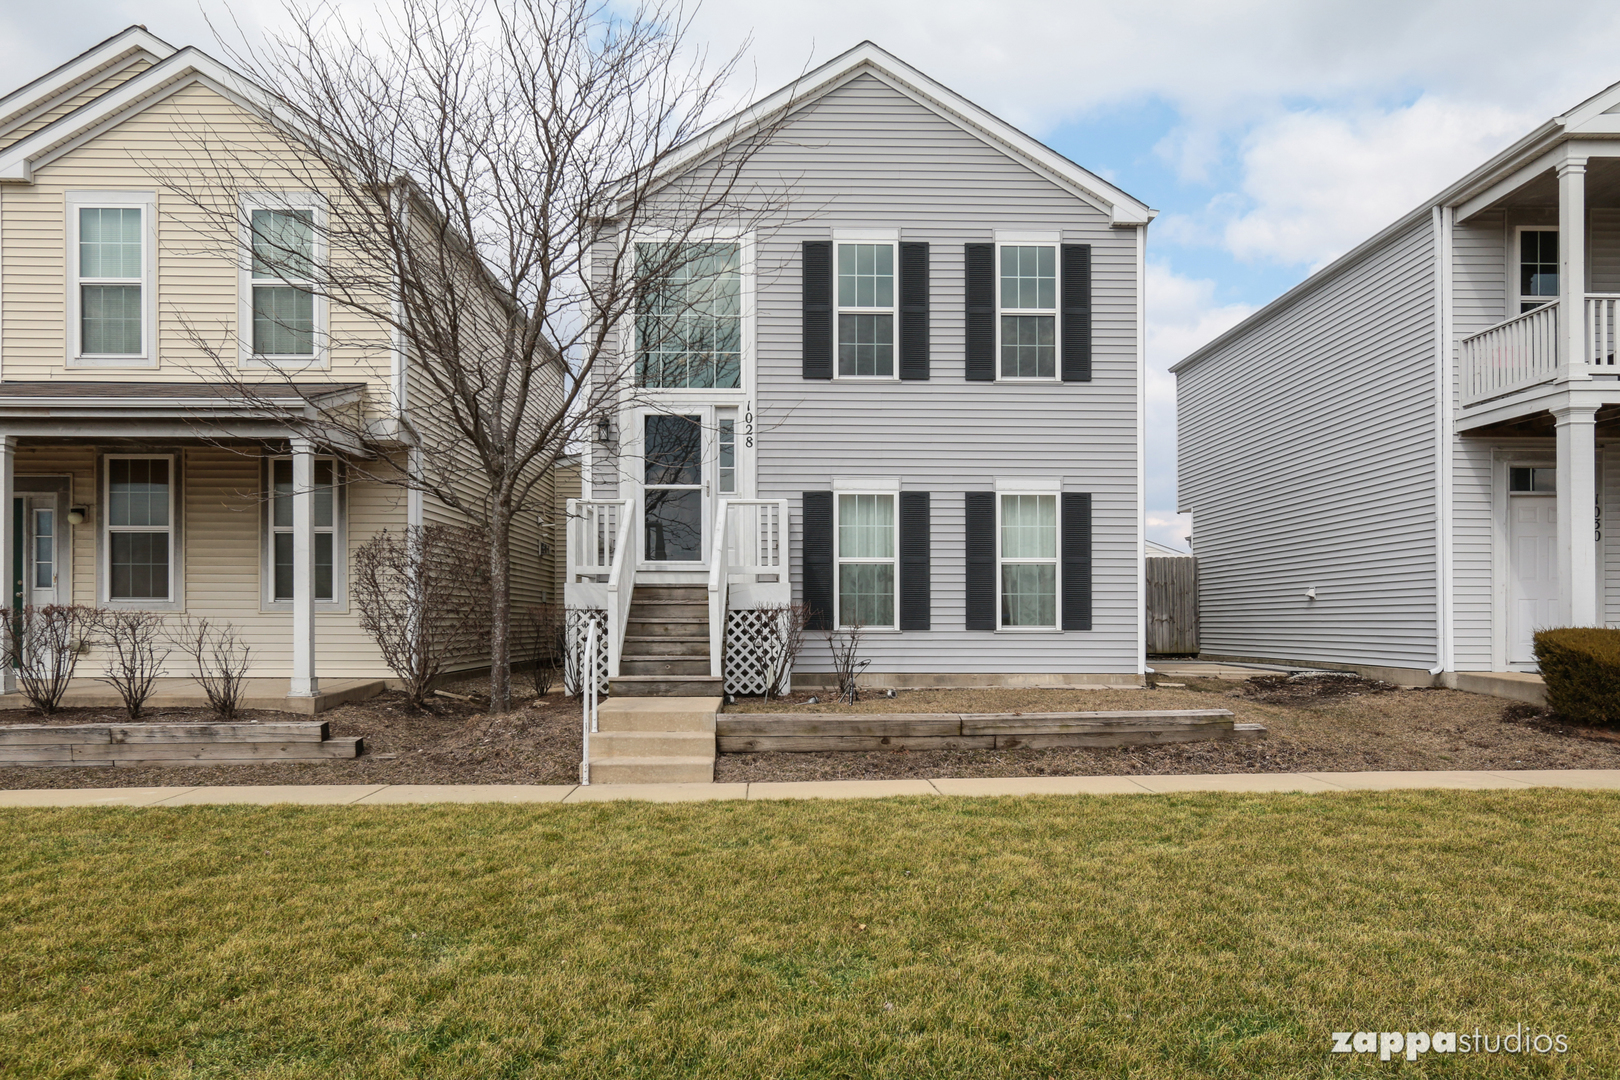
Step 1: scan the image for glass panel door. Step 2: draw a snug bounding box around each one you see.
[643,413,705,562]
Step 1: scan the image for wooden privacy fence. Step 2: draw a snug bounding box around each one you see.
[1146,556,1198,654]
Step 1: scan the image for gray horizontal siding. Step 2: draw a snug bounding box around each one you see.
[604,71,1142,673]
[1176,216,1439,669]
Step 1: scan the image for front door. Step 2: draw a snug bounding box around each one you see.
[10,494,59,611]
[642,411,708,565]
[1508,488,1557,665]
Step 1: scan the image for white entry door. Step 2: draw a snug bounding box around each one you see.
[1508,494,1557,664]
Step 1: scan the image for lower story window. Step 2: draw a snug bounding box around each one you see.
[1000,493,1056,627]
[838,492,895,627]
[106,456,173,601]
[270,457,337,601]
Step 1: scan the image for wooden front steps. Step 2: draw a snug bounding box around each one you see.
[613,582,721,691]
[716,709,1264,753]
[0,721,362,768]
[587,697,720,784]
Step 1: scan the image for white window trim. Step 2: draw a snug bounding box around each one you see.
[995,241,1061,382]
[260,454,347,611]
[238,191,329,370]
[1513,225,1559,315]
[100,453,181,610]
[833,237,899,382]
[65,190,157,368]
[834,490,899,632]
[833,475,900,492]
[627,231,751,396]
[996,490,1061,632]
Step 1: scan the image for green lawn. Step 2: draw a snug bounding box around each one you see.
[2,792,1617,1078]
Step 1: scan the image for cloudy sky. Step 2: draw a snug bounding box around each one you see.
[8,1,1620,549]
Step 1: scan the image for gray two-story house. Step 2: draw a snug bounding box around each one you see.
[563,42,1153,696]
[1175,77,1620,694]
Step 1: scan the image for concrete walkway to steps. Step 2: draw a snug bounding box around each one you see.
[4,769,1619,807]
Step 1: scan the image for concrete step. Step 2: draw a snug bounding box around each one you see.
[621,657,712,676]
[632,585,708,601]
[610,675,725,697]
[589,756,714,784]
[626,618,709,638]
[624,636,710,656]
[597,697,720,732]
[590,729,715,758]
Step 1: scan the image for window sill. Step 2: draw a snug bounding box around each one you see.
[261,600,349,615]
[240,355,329,370]
[69,355,155,368]
[995,625,1061,633]
[102,598,185,612]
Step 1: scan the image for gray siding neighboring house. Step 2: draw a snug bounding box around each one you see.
[569,43,1152,684]
[1175,77,1620,683]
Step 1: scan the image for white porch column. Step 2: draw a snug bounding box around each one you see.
[1554,403,1599,627]
[0,435,13,695]
[289,438,319,697]
[1558,154,1590,382]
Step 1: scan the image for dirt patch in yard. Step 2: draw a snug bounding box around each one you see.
[5,677,1620,788]
[713,680,1620,782]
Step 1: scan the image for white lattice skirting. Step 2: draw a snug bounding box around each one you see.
[564,608,608,697]
[723,608,790,697]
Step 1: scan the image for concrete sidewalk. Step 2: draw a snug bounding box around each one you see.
[2,770,1619,807]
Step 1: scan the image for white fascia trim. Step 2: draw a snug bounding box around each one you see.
[0,47,304,184]
[0,26,176,132]
[995,230,1061,244]
[629,41,1152,226]
[833,475,899,492]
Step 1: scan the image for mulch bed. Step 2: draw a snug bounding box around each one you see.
[4,675,1620,789]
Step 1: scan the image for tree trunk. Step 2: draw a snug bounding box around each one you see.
[488,506,514,713]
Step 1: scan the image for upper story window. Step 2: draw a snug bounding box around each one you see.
[1518,227,1558,314]
[67,191,155,366]
[241,195,325,366]
[999,245,1057,379]
[837,242,895,378]
[636,242,742,389]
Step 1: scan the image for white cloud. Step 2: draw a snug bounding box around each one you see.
[1220,96,1535,269]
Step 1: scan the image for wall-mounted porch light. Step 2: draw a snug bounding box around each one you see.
[596,418,612,443]
[66,507,87,526]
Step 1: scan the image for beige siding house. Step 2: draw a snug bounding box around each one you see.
[0,27,552,708]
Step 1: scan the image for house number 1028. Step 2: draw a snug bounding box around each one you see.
[744,403,754,449]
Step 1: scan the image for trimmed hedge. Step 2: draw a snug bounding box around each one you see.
[1534,627,1620,726]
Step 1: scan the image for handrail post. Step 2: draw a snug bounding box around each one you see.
[708,499,730,679]
[581,618,597,785]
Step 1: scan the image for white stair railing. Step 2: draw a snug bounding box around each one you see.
[1588,294,1620,371]
[605,502,635,679]
[565,497,635,680]
[580,618,600,785]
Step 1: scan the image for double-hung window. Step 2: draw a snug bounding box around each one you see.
[999,245,1057,379]
[999,493,1057,627]
[105,456,173,602]
[242,196,323,364]
[636,242,742,388]
[268,457,338,602]
[1517,227,1558,314]
[69,192,154,364]
[836,242,895,378]
[837,493,895,628]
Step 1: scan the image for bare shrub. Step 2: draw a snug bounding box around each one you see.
[0,605,99,715]
[758,602,812,700]
[171,618,253,720]
[522,603,567,698]
[352,525,491,709]
[823,621,871,706]
[97,610,170,720]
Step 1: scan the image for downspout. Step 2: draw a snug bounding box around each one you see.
[1431,204,1455,680]
[1135,222,1148,677]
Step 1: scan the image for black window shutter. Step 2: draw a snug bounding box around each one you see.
[899,491,930,630]
[965,491,996,630]
[1061,243,1092,382]
[964,243,995,381]
[802,491,835,630]
[899,242,930,380]
[802,241,833,379]
[1061,492,1093,630]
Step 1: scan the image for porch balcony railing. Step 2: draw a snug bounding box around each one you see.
[565,497,635,678]
[1460,294,1620,406]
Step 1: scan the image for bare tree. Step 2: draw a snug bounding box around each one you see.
[352,525,492,709]
[171,618,254,720]
[1,606,99,716]
[97,611,170,720]
[159,0,791,711]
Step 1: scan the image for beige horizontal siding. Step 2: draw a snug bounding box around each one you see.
[0,59,154,152]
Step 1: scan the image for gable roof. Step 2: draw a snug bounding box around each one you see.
[0,27,175,144]
[641,41,1154,227]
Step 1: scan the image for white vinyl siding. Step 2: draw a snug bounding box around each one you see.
[837,493,895,628]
